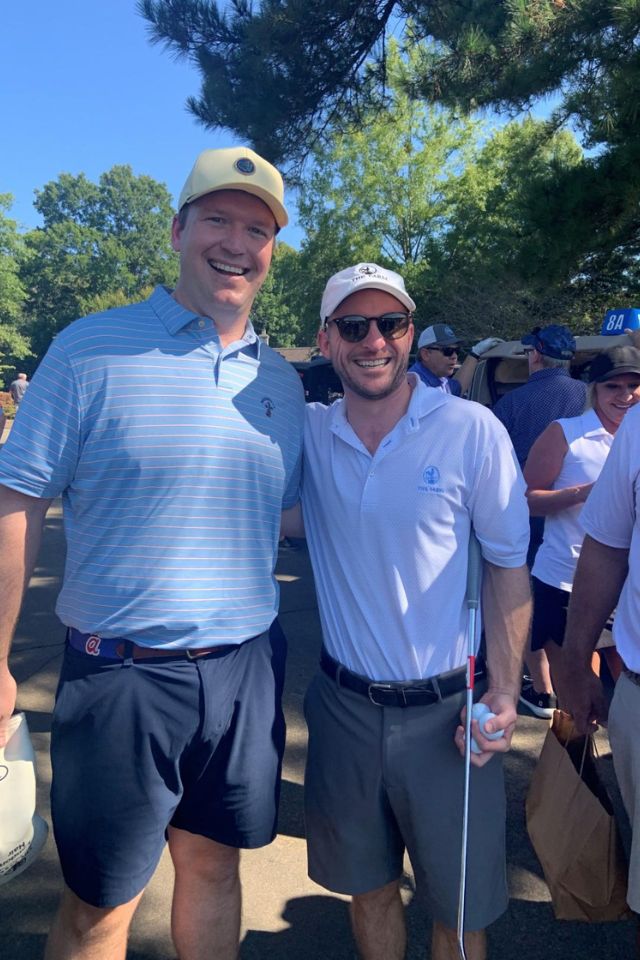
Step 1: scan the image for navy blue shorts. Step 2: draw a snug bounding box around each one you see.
[50,624,287,907]
[530,576,569,651]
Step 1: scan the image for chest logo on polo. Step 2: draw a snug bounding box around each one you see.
[261,397,275,417]
[419,465,444,494]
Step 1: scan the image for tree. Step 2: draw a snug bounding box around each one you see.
[0,195,32,378]
[20,166,178,364]
[139,0,396,167]
[140,1,640,162]
[282,41,482,340]
[287,55,592,342]
[250,242,302,347]
[139,1,640,292]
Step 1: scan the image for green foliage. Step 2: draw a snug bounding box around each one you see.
[0,195,32,375]
[139,0,640,301]
[286,54,595,342]
[139,0,395,167]
[20,166,178,363]
[288,43,485,339]
[251,243,301,347]
[0,194,27,324]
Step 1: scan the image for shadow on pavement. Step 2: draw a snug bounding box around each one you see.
[241,894,353,958]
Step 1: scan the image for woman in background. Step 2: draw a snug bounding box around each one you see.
[523,345,640,702]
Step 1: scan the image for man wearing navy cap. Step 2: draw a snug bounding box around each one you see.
[493,324,586,719]
[410,324,501,396]
[493,325,586,470]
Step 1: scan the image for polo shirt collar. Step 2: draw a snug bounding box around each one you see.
[408,373,452,427]
[150,285,262,357]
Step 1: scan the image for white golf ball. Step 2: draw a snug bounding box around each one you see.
[470,702,505,754]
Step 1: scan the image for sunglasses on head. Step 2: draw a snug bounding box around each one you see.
[324,312,412,343]
[427,345,458,357]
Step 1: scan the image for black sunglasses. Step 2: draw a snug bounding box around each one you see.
[325,312,412,343]
[427,345,458,357]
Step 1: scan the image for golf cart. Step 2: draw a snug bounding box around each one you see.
[468,332,636,408]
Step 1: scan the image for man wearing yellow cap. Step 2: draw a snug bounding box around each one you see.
[0,147,304,959]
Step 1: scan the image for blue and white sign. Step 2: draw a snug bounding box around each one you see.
[601,308,640,335]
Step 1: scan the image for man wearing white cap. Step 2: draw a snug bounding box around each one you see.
[0,147,304,959]
[282,263,531,959]
[410,324,502,396]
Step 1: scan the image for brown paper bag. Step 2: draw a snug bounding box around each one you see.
[525,709,630,921]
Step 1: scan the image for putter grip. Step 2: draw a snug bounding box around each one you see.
[465,533,482,610]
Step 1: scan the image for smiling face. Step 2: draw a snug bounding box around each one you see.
[318,288,414,401]
[593,373,640,431]
[171,189,276,341]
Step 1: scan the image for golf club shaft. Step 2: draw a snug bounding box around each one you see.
[457,534,483,960]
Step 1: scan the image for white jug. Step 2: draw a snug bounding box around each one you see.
[0,712,48,884]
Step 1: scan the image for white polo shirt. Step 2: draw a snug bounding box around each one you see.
[580,403,640,671]
[301,376,529,681]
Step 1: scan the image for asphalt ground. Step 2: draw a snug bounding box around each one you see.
[1,497,636,959]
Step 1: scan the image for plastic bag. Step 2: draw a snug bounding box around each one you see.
[0,712,48,884]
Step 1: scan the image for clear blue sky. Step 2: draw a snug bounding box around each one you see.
[1,0,302,246]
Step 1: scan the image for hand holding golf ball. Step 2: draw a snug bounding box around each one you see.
[470,702,505,754]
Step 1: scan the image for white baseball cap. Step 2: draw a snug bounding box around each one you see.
[320,263,416,319]
[178,147,288,228]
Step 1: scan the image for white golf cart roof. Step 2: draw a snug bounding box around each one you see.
[469,333,633,408]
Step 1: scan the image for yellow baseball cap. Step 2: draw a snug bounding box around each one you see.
[178,147,288,228]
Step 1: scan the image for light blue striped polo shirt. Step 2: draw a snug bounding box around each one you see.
[0,286,304,648]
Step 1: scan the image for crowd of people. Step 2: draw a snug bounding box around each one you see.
[0,146,639,960]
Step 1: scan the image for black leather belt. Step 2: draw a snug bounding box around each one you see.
[320,649,483,708]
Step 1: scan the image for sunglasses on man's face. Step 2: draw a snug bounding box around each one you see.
[427,345,458,358]
[325,312,412,343]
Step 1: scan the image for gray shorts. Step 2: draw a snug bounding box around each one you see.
[303,670,508,931]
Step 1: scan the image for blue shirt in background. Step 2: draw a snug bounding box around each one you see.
[492,367,586,466]
[408,360,462,396]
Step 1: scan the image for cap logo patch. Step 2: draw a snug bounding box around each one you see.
[358,265,378,276]
[234,157,255,175]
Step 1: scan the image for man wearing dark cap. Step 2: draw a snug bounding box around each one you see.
[410,324,501,396]
[493,324,586,718]
[0,147,304,959]
[493,324,586,470]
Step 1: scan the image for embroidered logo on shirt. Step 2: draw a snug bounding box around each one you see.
[261,397,275,417]
[419,465,444,494]
[85,635,102,656]
[423,466,440,485]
